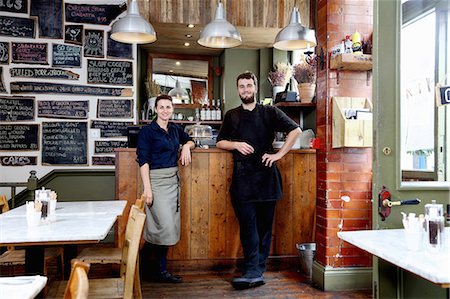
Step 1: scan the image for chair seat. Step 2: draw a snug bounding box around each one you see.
[74,247,122,264]
[0,247,63,266]
[50,277,125,299]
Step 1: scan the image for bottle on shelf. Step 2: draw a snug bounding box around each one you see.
[216,99,222,120]
[205,104,211,120]
[211,99,217,120]
[200,104,206,121]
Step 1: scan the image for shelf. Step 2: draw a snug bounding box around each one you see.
[274,102,316,108]
[173,103,201,109]
[139,120,222,125]
[330,53,372,71]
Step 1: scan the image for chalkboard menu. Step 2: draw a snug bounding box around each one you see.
[65,25,83,45]
[0,42,9,64]
[87,59,133,86]
[0,16,35,38]
[94,140,128,154]
[11,42,48,64]
[90,120,132,137]
[10,67,79,80]
[107,33,132,59]
[65,3,126,25]
[84,30,104,58]
[38,100,89,119]
[52,44,81,68]
[92,156,115,166]
[97,99,133,118]
[0,67,5,93]
[42,122,87,165]
[0,124,39,151]
[30,0,62,39]
[0,156,37,166]
[0,0,28,13]
[10,82,132,97]
[0,96,35,121]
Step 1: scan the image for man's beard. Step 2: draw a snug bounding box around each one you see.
[240,94,255,104]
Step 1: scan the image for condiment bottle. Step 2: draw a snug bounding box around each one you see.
[424,200,444,249]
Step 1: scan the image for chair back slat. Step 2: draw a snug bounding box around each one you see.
[64,261,90,299]
[0,195,9,213]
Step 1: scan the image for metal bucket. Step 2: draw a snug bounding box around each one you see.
[296,243,316,277]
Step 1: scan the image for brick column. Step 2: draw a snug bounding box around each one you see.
[313,0,373,290]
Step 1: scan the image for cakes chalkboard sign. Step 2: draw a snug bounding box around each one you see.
[38,100,89,119]
[0,124,39,151]
[94,140,128,154]
[30,0,62,39]
[65,3,126,25]
[10,81,132,97]
[11,42,48,64]
[0,96,35,121]
[97,99,133,118]
[92,156,115,166]
[52,44,81,68]
[42,121,87,165]
[87,59,133,86]
[0,156,37,166]
[0,0,28,13]
[90,120,132,137]
[0,16,35,38]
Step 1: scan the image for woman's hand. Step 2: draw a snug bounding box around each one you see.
[143,191,153,207]
[261,152,282,167]
[180,144,192,166]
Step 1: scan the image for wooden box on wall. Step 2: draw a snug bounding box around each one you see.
[330,53,372,71]
[332,97,373,148]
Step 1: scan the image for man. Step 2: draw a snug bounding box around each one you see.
[216,71,301,289]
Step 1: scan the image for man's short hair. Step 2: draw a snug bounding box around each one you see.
[236,71,258,87]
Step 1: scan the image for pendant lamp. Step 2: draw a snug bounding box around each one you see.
[198,0,242,48]
[111,0,157,44]
[168,79,189,103]
[273,7,316,50]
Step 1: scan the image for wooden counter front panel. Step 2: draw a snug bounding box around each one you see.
[115,149,316,259]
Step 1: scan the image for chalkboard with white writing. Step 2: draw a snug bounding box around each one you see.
[0,124,39,151]
[0,16,35,38]
[0,42,9,64]
[30,0,62,39]
[97,99,133,118]
[0,0,28,13]
[90,120,132,137]
[65,25,83,45]
[84,29,104,58]
[10,67,79,80]
[0,156,37,166]
[87,59,133,86]
[41,121,87,165]
[52,44,81,68]
[38,100,89,119]
[0,96,35,121]
[10,81,132,97]
[11,42,48,64]
[65,3,126,25]
[92,156,115,166]
[94,140,128,154]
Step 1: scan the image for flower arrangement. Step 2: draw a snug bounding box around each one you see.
[268,62,293,87]
[293,63,316,84]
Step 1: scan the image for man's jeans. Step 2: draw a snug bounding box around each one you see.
[232,200,277,277]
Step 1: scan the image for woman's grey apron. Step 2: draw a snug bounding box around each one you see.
[144,166,180,245]
[230,107,283,202]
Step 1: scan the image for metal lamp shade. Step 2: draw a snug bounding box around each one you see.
[273,7,317,50]
[168,80,189,102]
[111,0,157,44]
[198,2,242,48]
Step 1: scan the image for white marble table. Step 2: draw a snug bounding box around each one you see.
[338,228,450,288]
[0,275,47,299]
[0,200,127,277]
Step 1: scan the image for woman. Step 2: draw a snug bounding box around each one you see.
[137,94,194,283]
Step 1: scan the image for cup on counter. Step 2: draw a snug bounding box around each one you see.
[27,211,42,227]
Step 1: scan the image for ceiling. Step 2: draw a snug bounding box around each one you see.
[152,57,209,78]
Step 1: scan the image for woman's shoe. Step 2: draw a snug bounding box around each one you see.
[156,271,183,283]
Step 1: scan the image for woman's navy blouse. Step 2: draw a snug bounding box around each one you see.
[136,121,192,169]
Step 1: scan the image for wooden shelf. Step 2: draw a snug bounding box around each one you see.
[274,102,316,108]
[330,53,372,71]
[173,103,201,109]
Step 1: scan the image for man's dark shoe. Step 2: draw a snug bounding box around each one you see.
[232,274,265,290]
[156,271,183,283]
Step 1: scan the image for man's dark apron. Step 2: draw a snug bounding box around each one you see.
[230,107,283,202]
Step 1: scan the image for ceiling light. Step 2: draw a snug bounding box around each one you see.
[187,24,195,28]
[110,0,157,44]
[175,61,181,65]
[198,0,242,48]
[168,79,190,103]
[184,42,190,47]
[185,34,192,38]
[273,7,316,50]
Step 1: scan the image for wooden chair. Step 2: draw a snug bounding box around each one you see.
[0,195,64,279]
[64,261,90,299]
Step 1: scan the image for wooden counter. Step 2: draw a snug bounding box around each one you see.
[115,148,316,269]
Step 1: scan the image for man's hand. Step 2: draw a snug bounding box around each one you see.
[261,152,282,167]
[235,142,255,155]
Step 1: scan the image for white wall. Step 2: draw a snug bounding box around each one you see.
[0,0,137,197]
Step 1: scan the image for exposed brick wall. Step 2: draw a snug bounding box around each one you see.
[315,0,373,268]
